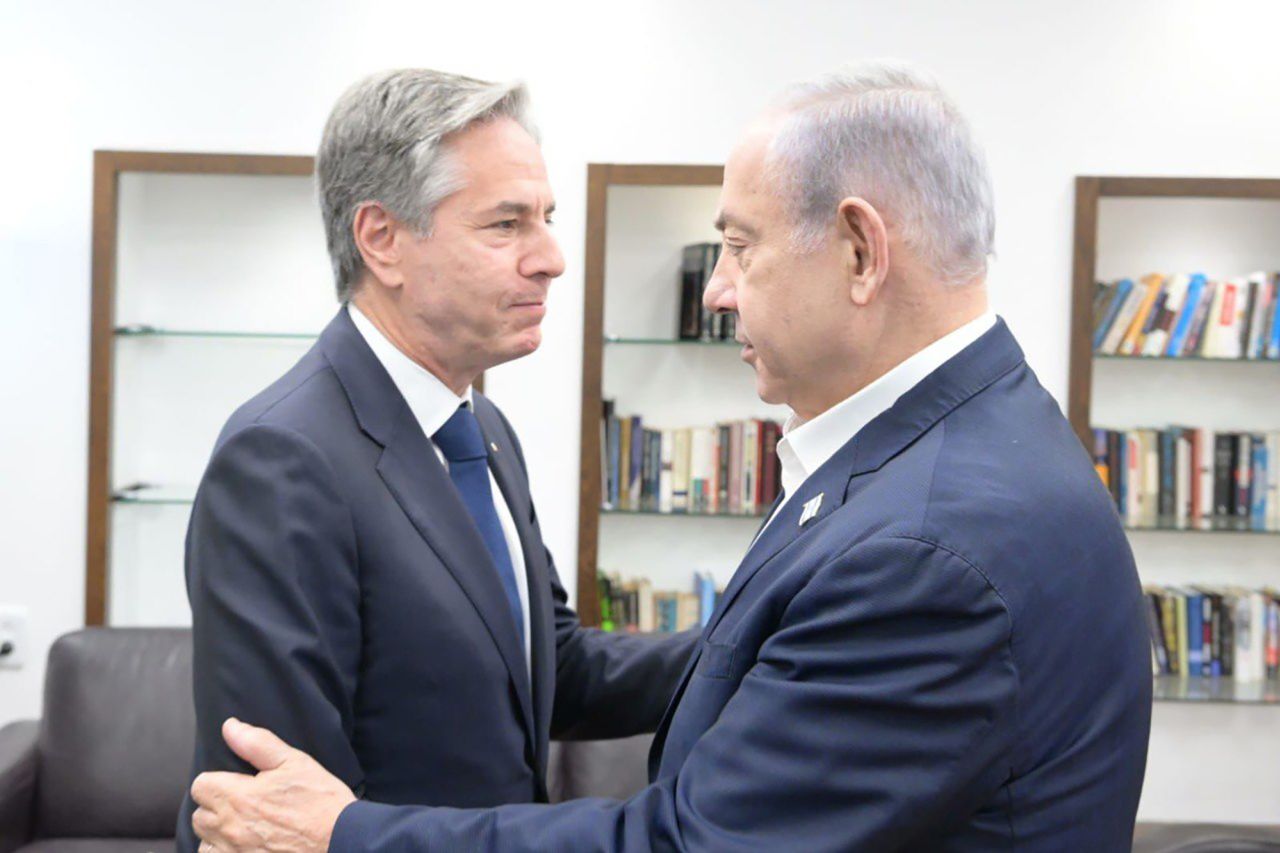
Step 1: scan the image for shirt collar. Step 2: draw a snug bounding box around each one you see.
[347,302,471,439]
[777,312,997,499]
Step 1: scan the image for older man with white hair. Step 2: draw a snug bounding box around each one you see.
[191,62,1152,852]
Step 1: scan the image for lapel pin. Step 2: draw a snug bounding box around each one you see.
[489,442,500,454]
[799,493,824,527]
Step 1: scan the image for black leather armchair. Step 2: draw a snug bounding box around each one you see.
[0,628,193,853]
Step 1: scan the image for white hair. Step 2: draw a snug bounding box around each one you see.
[766,62,995,285]
[317,69,537,301]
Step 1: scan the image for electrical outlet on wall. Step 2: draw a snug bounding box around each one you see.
[0,606,29,670]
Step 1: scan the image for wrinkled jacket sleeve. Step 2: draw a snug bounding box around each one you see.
[330,536,1018,852]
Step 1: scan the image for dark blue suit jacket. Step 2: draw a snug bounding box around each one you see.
[176,309,695,850]
[331,318,1153,851]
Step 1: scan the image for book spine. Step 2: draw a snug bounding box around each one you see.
[1167,273,1205,356]
[1213,434,1234,529]
[1235,434,1252,530]
[1094,279,1133,351]
[1184,280,1217,356]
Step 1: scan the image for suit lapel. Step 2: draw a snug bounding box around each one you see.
[319,309,536,749]
[647,458,848,777]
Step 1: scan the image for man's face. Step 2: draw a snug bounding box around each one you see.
[396,117,564,375]
[704,123,852,412]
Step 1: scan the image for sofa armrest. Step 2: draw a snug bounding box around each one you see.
[0,721,38,853]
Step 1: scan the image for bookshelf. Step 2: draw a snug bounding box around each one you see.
[576,163,791,627]
[1068,176,1280,703]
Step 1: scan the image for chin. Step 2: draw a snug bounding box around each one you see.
[488,332,541,368]
[753,372,787,407]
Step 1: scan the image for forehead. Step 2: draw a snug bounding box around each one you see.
[447,117,551,202]
[717,121,781,232]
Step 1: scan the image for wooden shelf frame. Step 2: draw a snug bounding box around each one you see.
[575,163,724,627]
[1067,176,1280,448]
[86,151,314,626]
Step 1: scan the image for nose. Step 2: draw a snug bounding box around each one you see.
[702,248,736,316]
[523,223,566,281]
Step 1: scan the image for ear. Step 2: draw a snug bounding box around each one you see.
[352,202,407,289]
[835,197,890,307]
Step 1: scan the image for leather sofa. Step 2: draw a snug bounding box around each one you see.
[0,628,192,853]
[1,628,1276,852]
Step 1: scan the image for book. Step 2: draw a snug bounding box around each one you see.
[1104,279,1148,354]
[1166,273,1206,356]
[1093,279,1133,351]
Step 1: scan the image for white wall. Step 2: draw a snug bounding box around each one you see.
[2,0,1279,824]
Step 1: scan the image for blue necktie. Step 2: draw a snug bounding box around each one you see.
[433,405,524,648]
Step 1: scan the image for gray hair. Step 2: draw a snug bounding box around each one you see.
[766,62,995,286]
[317,69,536,301]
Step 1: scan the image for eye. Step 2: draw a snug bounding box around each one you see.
[724,242,746,257]
[492,219,518,231]
[544,216,555,226]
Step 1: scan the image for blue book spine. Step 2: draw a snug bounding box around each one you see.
[1167,273,1206,356]
[608,419,621,507]
[1094,279,1133,351]
[1252,437,1268,531]
[1268,276,1280,359]
[696,573,716,627]
[1186,593,1203,674]
[630,416,644,504]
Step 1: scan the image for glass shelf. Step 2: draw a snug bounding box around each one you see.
[1125,525,1280,537]
[601,506,767,520]
[1095,353,1279,365]
[115,324,317,341]
[604,335,739,347]
[1154,675,1280,704]
[111,484,195,506]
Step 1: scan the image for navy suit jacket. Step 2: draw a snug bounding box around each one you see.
[176,309,695,850]
[331,319,1153,851]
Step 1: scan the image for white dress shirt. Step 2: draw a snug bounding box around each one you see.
[765,313,998,531]
[348,304,531,675]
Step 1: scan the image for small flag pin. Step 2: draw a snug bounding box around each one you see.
[799,493,824,527]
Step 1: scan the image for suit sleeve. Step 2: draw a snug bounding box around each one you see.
[546,544,697,739]
[185,425,363,793]
[330,535,1019,852]
[487,402,697,739]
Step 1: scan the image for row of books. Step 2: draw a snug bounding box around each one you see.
[1092,272,1280,359]
[601,401,784,515]
[1092,428,1280,531]
[678,242,737,341]
[598,571,721,633]
[1144,585,1280,681]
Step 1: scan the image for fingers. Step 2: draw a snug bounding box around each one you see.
[193,804,224,848]
[221,716,294,772]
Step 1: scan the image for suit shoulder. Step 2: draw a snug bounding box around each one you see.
[215,348,352,452]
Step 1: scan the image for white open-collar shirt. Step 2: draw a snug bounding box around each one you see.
[766,312,997,529]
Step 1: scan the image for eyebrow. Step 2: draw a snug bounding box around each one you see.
[714,211,757,238]
[485,200,556,217]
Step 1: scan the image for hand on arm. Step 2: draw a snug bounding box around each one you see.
[192,719,355,853]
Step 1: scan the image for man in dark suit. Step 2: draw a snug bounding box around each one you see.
[191,63,1152,852]
[175,69,695,851]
